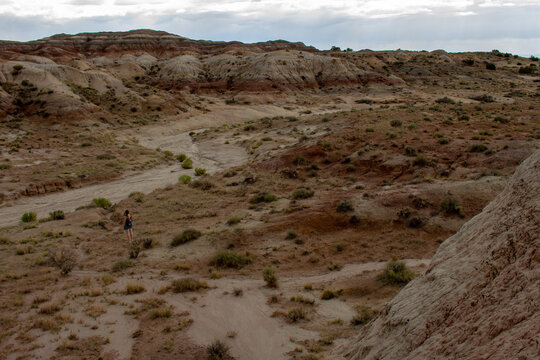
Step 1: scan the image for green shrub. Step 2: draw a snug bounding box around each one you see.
[0,163,10,170]
[171,229,201,247]
[263,265,278,287]
[440,197,464,217]
[179,175,191,184]
[469,144,488,153]
[206,340,231,360]
[292,187,314,200]
[210,250,253,268]
[163,150,173,157]
[494,116,509,124]
[250,193,277,204]
[92,197,112,208]
[336,200,354,213]
[485,62,496,70]
[21,212,37,223]
[49,210,65,220]
[194,168,207,176]
[176,153,187,162]
[181,158,193,169]
[170,278,208,293]
[377,256,416,285]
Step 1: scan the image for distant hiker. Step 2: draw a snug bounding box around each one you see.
[123,210,134,244]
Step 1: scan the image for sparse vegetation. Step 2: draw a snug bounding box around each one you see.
[194,167,207,176]
[441,196,465,216]
[49,210,65,220]
[287,307,307,322]
[21,212,36,223]
[92,197,112,208]
[292,187,314,199]
[170,278,208,293]
[179,174,192,184]
[210,250,253,268]
[125,283,145,294]
[171,229,202,246]
[181,158,193,169]
[351,305,376,325]
[206,340,231,360]
[336,200,354,213]
[378,256,416,285]
[263,265,278,287]
[250,192,277,204]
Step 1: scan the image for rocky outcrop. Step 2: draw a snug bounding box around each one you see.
[334,150,540,360]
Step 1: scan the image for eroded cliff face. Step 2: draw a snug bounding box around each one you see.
[334,150,540,360]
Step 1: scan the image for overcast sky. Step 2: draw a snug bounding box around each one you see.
[0,0,539,56]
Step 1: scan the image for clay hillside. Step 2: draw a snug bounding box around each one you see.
[0,30,538,360]
[333,149,539,360]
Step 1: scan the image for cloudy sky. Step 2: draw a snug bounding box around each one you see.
[0,0,539,55]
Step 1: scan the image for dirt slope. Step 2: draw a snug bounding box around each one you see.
[334,150,540,360]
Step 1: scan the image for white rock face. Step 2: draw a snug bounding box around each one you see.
[334,150,540,360]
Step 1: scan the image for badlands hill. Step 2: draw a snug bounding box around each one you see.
[335,150,540,360]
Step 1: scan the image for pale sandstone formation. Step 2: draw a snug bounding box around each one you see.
[334,150,540,360]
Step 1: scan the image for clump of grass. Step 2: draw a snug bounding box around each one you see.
[390,119,402,127]
[181,158,193,169]
[49,248,77,275]
[112,259,133,272]
[210,250,253,268]
[470,144,488,153]
[336,200,354,213]
[92,197,112,208]
[125,283,145,295]
[263,265,278,288]
[206,340,231,360]
[292,187,314,200]
[176,153,187,162]
[49,210,65,220]
[150,308,171,319]
[287,307,307,323]
[179,175,191,184]
[293,155,308,166]
[440,196,464,217]
[290,295,315,305]
[171,229,202,247]
[377,256,416,285]
[413,156,430,167]
[171,277,208,293]
[194,168,207,176]
[321,289,340,300]
[21,212,37,223]
[190,179,213,190]
[350,305,376,326]
[250,192,277,204]
[327,263,342,271]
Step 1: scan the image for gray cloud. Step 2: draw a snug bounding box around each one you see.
[0,4,538,56]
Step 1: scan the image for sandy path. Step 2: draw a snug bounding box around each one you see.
[161,259,429,360]
[0,134,247,227]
